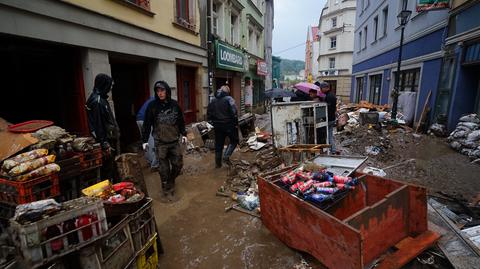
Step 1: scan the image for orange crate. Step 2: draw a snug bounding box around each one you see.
[78,148,103,171]
[0,173,60,204]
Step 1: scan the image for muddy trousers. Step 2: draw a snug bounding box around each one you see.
[214,123,239,166]
[155,142,183,193]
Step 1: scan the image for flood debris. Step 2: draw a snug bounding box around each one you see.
[446,114,480,164]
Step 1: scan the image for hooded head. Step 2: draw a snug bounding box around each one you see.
[318,81,330,93]
[215,85,230,98]
[94,73,113,97]
[153,80,172,102]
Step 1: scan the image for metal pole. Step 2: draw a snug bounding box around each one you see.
[391,25,405,121]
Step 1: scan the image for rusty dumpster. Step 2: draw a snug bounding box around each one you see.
[258,172,438,269]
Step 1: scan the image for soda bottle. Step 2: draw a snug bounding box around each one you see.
[281,170,297,184]
[333,175,352,184]
[298,180,314,194]
[305,193,333,203]
[316,187,338,194]
[62,218,79,246]
[77,215,93,241]
[45,225,63,254]
[313,181,333,188]
[295,171,313,182]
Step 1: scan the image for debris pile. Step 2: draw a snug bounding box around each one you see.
[447,114,480,162]
[337,101,394,132]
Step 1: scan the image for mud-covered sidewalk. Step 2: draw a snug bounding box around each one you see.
[143,117,480,269]
[144,151,319,269]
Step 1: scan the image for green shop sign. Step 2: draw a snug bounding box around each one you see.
[215,41,246,72]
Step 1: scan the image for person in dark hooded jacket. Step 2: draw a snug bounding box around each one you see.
[207,85,239,168]
[85,73,119,150]
[142,81,187,202]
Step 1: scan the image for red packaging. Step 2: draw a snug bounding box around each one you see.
[313,181,333,188]
[295,171,313,182]
[290,181,303,193]
[333,175,352,184]
[281,170,297,184]
[113,182,135,192]
[298,180,315,193]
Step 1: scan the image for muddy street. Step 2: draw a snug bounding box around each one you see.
[144,151,322,269]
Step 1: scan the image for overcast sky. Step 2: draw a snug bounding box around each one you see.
[273,0,326,61]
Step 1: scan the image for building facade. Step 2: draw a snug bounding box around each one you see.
[351,0,449,126]
[0,0,208,149]
[209,0,267,114]
[434,0,480,131]
[317,0,356,102]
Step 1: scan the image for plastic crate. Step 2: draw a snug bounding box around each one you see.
[78,148,103,171]
[0,202,16,221]
[79,215,136,269]
[0,173,60,204]
[9,197,108,268]
[135,233,158,269]
[129,198,156,252]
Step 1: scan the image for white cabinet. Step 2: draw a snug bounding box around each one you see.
[271,101,329,148]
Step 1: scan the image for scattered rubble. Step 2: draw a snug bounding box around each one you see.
[447,114,480,163]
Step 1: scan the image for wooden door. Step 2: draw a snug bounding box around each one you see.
[177,66,197,124]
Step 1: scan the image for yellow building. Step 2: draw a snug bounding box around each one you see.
[0,0,208,148]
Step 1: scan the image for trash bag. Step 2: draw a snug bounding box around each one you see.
[450,141,462,150]
[459,114,480,123]
[72,137,96,152]
[13,199,61,224]
[1,149,49,171]
[237,193,259,211]
[466,130,480,142]
[8,155,56,177]
[32,126,69,141]
[458,122,479,130]
[15,163,60,181]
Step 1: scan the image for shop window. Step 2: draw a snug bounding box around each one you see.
[356,77,364,103]
[369,74,382,105]
[176,0,196,30]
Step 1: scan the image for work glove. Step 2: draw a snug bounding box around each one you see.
[181,136,188,144]
[142,143,148,151]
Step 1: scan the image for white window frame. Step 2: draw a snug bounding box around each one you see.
[329,57,336,69]
[330,36,337,49]
[332,17,337,28]
[373,16,378,42]
[230,9,240,45]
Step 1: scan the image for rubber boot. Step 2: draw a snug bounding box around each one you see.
[159,182,171,203]
[215,154,222,168]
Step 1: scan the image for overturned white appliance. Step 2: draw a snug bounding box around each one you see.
[270,101,329,148]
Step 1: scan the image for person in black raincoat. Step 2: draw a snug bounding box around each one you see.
[85,73,119,150]
[207,85,239,168]
[142,81,187,202]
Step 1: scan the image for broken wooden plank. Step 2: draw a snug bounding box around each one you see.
[428,203,480,269]
[376,230,440,269]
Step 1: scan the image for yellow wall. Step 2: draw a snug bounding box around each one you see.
[62,0,200,46]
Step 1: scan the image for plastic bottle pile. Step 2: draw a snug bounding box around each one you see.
[280,168,359,204]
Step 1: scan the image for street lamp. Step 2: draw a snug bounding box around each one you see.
[391,9,412,121]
